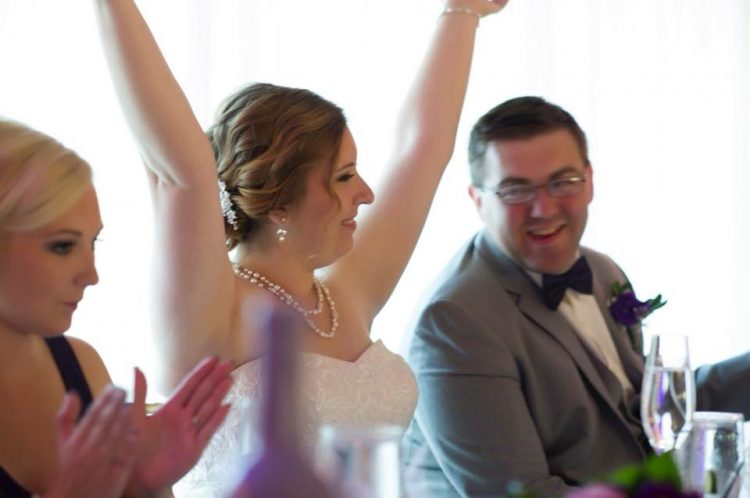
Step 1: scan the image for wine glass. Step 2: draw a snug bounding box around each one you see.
[640,333,696,453]
[315,424,405,498]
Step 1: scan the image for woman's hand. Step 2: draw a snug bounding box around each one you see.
[129,357,234,494]
[40,386,138,498]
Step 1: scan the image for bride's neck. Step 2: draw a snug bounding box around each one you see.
[235,247,318,301]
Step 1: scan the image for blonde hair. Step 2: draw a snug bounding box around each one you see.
[0,119,92,234]
[207,83,346,250]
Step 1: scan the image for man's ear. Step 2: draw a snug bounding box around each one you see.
[585,163,594,203]
[468,184,483,212]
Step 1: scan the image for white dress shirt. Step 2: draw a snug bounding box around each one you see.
[494,238,634,400]
[557,289,634,399]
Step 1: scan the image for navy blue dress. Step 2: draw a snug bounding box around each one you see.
[0,337,94,498]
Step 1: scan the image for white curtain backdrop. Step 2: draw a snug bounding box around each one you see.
[0,0,748,395]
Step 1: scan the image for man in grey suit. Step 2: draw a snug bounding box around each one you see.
[402,96,750,497]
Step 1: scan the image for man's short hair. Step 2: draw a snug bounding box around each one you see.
[468,96,589,186]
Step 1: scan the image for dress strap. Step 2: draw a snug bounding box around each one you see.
[0,466,31,498]
[44,336,94,417]
[0,338,95,498]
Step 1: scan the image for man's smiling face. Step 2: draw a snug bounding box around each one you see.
[470,128,593,275]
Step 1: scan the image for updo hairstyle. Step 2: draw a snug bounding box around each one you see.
[206,83,347,250]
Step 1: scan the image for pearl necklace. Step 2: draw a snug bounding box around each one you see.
[233,265,338,339]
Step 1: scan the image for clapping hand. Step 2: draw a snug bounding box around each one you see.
[129,357,234,495]
[39,386,138,498]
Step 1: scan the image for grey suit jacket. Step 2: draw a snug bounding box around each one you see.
[402,232,750,498]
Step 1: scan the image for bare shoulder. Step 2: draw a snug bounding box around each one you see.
[321,269,377,326]
[65,336,112,396]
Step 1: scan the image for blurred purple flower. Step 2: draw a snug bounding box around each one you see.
[609,291,649,327]
[608,282,665,327]
[567,484,627,498]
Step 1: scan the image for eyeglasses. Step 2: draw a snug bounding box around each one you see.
[481,173,587,205]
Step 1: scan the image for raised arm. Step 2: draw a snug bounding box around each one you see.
[93,0,237,387]
[330,0,509,316]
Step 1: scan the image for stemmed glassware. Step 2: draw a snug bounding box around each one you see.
[315,424,405,498]
[640,333,696,454]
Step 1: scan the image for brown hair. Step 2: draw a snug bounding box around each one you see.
[207,83,346,250]
[468,96,589,186]
[0,119,92,236]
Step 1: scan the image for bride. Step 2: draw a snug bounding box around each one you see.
[92,0,508,495]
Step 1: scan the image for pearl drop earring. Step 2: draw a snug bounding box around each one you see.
[276,218,288,242]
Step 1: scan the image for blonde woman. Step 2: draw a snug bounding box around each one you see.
[93,0,510,495]
[0,120,233,498]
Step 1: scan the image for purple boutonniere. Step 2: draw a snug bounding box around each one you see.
[608,281,666,327]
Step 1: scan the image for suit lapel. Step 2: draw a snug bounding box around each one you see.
[589,255,645,392]
[476,234,629,420]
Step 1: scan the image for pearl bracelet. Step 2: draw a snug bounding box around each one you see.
[441,6,481,23]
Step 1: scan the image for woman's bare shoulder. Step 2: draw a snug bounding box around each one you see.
[65,336,112,395]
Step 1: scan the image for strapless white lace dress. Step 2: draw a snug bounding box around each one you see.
[173,340,417,498]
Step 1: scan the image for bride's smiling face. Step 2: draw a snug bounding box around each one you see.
[287,127,374,268]
[0,185,102,337]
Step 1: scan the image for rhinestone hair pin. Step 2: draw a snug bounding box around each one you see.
[218,179,239,230]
